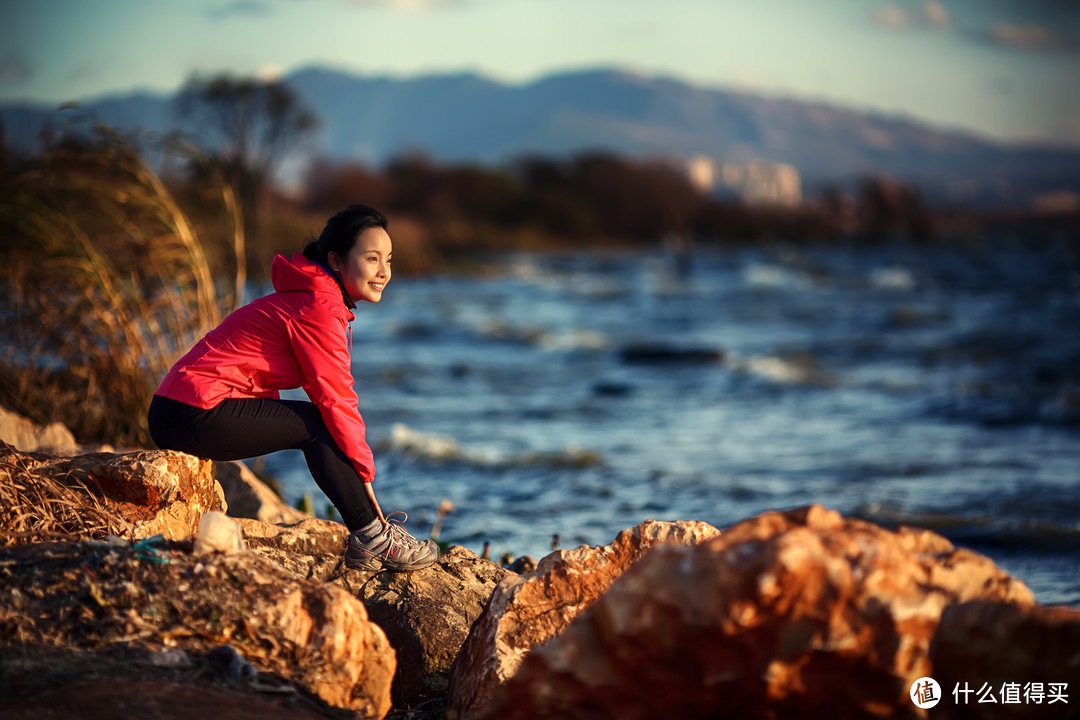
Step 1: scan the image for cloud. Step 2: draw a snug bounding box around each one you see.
[872,5,913,29]
[871,2,1078,52]
[872,2,951,30]
[205,0,274,21]
[923,1,951,29]
[0,54,32,85]
[981,23,1071,50]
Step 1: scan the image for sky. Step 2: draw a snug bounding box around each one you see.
[2,0,1079,147]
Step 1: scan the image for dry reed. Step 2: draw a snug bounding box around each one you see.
[0,442,132,545]
[0,123,243,445]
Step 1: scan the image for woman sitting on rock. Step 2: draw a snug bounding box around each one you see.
[148,204,438,573]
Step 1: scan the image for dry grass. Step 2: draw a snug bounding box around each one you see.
[0,442,132,546]
[0,124,242,445]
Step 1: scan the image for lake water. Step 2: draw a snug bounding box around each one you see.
[263,239,1080,607]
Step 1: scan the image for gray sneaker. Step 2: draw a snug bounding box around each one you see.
[345,511,440,572]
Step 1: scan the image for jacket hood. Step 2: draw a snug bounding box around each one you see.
[271,253,356,314]
[271,252,340,295]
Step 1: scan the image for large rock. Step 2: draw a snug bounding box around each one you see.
[1,448,226,541]
[929,600,1080,719]
[0,405,79,454]
[0,539,395,718]
[360,545,513,707]
[447,519,722,719]
[239,515,514,710]
[474,505,1034,720]
[259,577,396,716]
[214,460,309,525]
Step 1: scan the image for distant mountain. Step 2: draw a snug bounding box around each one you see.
[3,66,1079,204]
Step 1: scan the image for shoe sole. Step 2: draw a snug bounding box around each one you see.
[344,555,384,572]
[345,551,440,573]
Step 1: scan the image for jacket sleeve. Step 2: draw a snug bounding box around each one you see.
[286,299,376,483]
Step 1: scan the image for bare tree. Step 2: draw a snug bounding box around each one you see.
[176,73,318,281]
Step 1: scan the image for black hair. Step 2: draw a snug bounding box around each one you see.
[303,204,389,265]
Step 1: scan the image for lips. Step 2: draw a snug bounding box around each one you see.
[369,282,385,291]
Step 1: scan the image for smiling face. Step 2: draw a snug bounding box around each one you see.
[330,226,392,304]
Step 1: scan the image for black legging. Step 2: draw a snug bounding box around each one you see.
[147,395,377,531]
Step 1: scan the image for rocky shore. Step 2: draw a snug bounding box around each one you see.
[2,410,1078,719]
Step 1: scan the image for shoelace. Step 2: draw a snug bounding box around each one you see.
[379,511,422,559]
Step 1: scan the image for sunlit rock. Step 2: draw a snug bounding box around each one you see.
[474,505,1033,719]
[1,447,226,541]
[259,575,396,716]
[238,516,349,581]
[446,519,723,719]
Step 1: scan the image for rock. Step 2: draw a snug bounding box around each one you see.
[237,516,350,581]
[238,516,349,556]
[238,519,514,710]
[506,555,536,574]
[0,540,395,718]
[0,405,79,455]
[447,519,722,720]
[359,545,513,707]
[213,460,309,525]
[619,343,724,365]
[929,600,1080,719]
[474,505,1034,720]
[260,577,396,717]
[1,447,226,541]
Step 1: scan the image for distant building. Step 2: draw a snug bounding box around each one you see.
[720,160,802,208]
[686,155,718,193]
[682,155,803,208]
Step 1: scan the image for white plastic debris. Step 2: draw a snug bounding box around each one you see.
[193,510,246,556]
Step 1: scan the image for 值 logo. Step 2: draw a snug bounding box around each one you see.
[911,677,942,709]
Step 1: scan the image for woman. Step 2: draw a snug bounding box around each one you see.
[148,204,438,573]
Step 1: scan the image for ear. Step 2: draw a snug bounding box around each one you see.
[327,252,342,272]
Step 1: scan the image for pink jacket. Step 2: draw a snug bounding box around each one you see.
[155,252,375,482]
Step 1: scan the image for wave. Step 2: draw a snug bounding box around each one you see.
[509,256,628,300]
[477,322,609,352]
[869,267,916,291]
[379,423,606,470]
[742,262,812,290]
[726,352,836,386]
